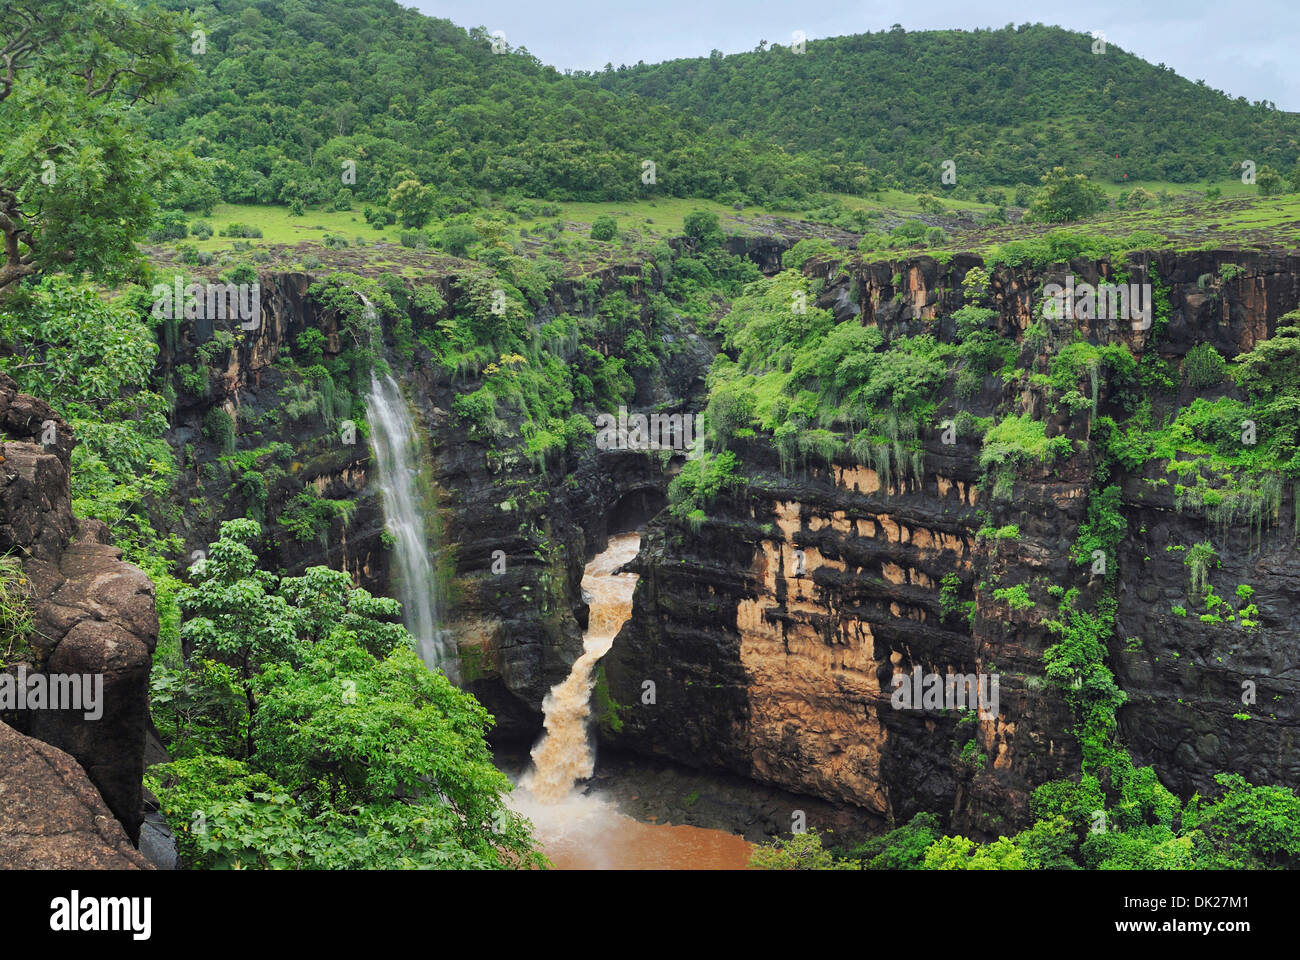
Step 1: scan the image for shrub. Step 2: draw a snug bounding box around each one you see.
[667,450,742,519]
[439,223,481,256]
[1028,167,1107,223]
[979,412,1072,472]
[0,555,34,667]
[590,215,618,241]
[1182,343,1226,390]
[683,210,723,245]
[993,584,1035,611]
[148,209,189,242]
[202,408,236,453]
[749,830,851,870]
[221,222,263,239]
[1185,541,1218,597]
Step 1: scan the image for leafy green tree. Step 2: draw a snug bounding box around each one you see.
[154,520,544,870]
[846,812,941,868]
[0,0,192,297]
[683,210,723,245]
[1028,167,1107,223]
[1255,164,1286,196]
[590,214,618,241]
[748,830,855,869]
[439,222,482,257]
[0,277,176,554]
[922,834,1025,869]
[389,179,437,228]
[1187,773,1300,868]
[916,193,944,214]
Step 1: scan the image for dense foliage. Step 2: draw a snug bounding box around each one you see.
[596,23,1300,192]
[145,0,871,210]
[149,520,543,869]
[0,0,193,296]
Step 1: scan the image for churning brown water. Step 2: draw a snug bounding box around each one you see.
[512,532,752,870]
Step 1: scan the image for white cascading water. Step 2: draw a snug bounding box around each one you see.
[360,295,457,680]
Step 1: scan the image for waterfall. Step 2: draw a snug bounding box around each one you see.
[358,295,457,680]
[505,532,755,869]
[521,532,641,801]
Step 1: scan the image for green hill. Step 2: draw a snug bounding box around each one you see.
[144,6,1300,220]
[593,23,1300,192]
[147,0,872,210]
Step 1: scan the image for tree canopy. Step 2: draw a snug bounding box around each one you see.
[0,0,192,296]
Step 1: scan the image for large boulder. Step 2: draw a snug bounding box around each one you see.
[0,720,151,869]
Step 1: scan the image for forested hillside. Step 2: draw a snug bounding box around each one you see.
[146,0,875,210]
[146,6,1300,216]
[594,24,1300,190]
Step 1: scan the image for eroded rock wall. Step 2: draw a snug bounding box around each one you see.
[601,248,1300,836]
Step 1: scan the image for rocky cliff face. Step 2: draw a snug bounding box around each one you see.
[160,241,1299,838]
[600,249,1300,837]
[157,258,725,740]
[0,373,159,848]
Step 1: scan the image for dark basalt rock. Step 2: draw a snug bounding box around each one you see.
[0,720,151,869]
[599,249,1300,838]
[1,373,158,850]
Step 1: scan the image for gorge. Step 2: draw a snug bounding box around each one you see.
[123,240,1300,865]
[6,0,1300,885]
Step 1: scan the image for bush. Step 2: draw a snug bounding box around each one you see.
[148,209,189,242]
[1028,167,1107,223]
[439,223,481,257]
[1182,343,1226,390]
[782,237,839,270]
[749,830,852,870]
[362,206,396,230]
[590,215,618,242]
[667,450,742,519]
[190,220,213,240]
[221,222,263,239]
[202,408,236,453]
[979,412,1072,473]
[993,584,1035,611]
[683,210,723,245]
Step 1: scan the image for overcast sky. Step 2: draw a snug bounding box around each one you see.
[411,0,1300,111]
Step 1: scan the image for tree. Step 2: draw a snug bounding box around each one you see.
[0,0,192,297]
[1028,167,1107,223]
[590,214,618,241]
[153,519,545,870]
[388,179,437,228]
[748,830,854,869]
[1288,159,1300,193]
[922,834,1026,869]
[439,222,481,257]
[916,193,945,214]
[1118,187,1154,209]
[683,210,723,245]
[1255,164,1286,197]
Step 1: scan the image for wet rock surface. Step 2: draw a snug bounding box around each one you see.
[601,249,1300,839]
